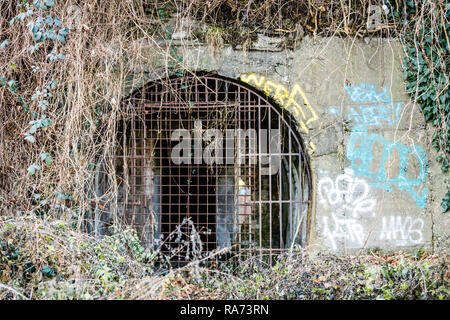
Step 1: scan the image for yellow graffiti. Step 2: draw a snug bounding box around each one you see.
[240,73,319,134]
[309,141,316,154]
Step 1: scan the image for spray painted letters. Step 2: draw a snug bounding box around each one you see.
[345,84,428,208]
[345,84,404,126]
[347,125,428,208]
[240,73,318,134]
[319,169,376,250]
[379,215,424,246]
[322,213,366,251]
[318,168,376,218]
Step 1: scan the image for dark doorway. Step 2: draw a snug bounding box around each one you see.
[159,135,218,262]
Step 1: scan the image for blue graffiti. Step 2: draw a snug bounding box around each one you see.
[345,84,404,126]
[347,125,428,208]
[328,107,340,115]
[345,83,392,105]
[347,102,403,126]
[345,83,428,208]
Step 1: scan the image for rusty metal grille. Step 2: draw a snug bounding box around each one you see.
[115,74,312,266]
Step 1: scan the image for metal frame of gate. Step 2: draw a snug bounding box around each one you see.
[115,73,312,266]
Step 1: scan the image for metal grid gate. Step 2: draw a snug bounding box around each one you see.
[115,74,312,266]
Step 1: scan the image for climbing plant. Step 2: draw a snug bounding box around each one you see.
[0,0,70,219]
[384,0,449,212]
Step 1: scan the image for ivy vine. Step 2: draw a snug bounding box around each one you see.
[386,0,449,212]
[1,0,69,178]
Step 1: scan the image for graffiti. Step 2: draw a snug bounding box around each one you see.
[379,215,424,246]
[347,124,428,208]
[309,141,316,154]
[345,83,392,105]
[240,73,318,134]
[328,84,404,126]
[344,84,428,208]
[319,169,376,250]
[344,84,404,126]
[347,103,404,126]
[318,168,376,218]
[319,83,428,251]
[318,169,426,250]
[327,103,404,126]
[323,213,425,251]
[328,107,340,116]
[322,213,366,251]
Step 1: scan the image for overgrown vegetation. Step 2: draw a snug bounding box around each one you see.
[0,0,448,299]
[0,215,448,300]
[385,0,449,212]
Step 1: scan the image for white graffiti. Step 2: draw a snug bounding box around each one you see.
[319,169,377,250]
[379,215,424,246]
[322,213,365,251]
[318,168,376,218]
[319,169,426,251]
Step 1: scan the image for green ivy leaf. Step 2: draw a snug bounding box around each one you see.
[41,265,57,278]
[41,151,51,165]
[0,39,8,49]
[28,164,41,175]
[24,134,36,143]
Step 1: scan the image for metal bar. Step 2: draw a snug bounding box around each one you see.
[268,104,272,264]
[258,98,262,261]
[278,116,283,249]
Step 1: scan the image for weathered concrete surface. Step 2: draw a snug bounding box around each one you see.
[121,34,448,254]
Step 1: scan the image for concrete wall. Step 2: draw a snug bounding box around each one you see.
[122,33,449,254]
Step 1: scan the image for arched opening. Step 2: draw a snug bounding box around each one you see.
[113,73,312,265]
